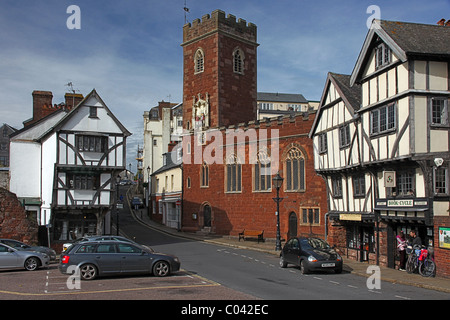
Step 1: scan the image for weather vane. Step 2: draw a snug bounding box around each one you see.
[184,0,190,24]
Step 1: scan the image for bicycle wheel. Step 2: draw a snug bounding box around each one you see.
[419,258,435,277]
[406,254,416,274]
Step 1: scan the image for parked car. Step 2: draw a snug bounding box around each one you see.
[131,196,143,208]
[0,243,50,271]
[279,237,343,274]
[0,238,57,261]
[62,235,138,252]
[59,241,180,280]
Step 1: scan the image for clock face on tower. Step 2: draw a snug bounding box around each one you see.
[192,93,210,130]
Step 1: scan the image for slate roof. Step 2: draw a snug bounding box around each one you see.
[379,20,450,58]
[351,19,450,85]
[329,73,361,112]
[257,92,308,103]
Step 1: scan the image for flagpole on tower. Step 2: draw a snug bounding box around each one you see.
[183,0,190,24]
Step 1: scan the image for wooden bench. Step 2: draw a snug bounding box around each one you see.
[238,230,264,243]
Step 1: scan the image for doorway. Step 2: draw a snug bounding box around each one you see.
[203,205,211,228]
[288,212,298,239]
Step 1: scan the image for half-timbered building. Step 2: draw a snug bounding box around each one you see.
[10,89,131,249]
[311,19,450,276]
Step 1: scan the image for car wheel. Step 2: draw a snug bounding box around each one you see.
[24,257,39,271]
[153,260,170,277]
[300,260,309,274]
[279,255,287,268]
[80,264,97,280]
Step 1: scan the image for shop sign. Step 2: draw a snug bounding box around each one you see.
[439,227,450,250]
[387,199,413,207]
[339,214,362,221]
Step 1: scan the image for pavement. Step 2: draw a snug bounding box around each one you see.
[130,208,450,295]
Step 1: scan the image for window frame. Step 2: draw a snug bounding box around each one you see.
[194,48,205,74]
[284,147,306,192]
[370,103,396,136]
[430,97,448,126]
[253,151,271,192]
[339,124,351,149]
[233,48,245,75]
[225,154,242,193]
[434,166,449,195]
[300,207,320,226]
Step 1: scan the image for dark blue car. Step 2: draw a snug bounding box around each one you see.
[280,237,343,274]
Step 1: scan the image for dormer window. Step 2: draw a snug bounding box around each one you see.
[375,43,391,69]
[194,49,204,74]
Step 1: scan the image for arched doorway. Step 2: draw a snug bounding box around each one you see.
[203,204,212,228]
[288,212,298,239]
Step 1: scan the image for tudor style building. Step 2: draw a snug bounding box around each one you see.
[180,10,327,240]
[311,20,450,277]
[10,90,131,249]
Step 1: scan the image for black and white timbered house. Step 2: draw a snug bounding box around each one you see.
[10,89,131,246]
[310,19,450,272]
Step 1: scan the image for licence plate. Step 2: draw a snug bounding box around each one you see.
[321,263,335,267]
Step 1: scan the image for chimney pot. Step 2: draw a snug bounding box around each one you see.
[446,20,450,26]
[437,18,446,26]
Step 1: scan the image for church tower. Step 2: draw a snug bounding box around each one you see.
[181,9,258,130]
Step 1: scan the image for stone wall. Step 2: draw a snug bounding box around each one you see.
[0,188,38,245]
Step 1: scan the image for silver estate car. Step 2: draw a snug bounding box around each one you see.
[62,235,139,252]
[59,241,180,280]
[0,243,50,271]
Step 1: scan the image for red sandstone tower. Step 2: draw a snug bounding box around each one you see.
[181,9,258,130]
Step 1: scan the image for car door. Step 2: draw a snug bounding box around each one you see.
[283,239,300,264]
[117,243,151,274]
[0,244,19,268]
[94,243,122,274]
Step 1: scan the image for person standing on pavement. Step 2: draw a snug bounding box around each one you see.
[409,230,422,248]
[396,231,407,271]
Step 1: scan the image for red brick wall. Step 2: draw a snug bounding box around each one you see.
[434,216,450,278]
[182,10,257,129]
[0,188,38,244]
[182,113,328,240]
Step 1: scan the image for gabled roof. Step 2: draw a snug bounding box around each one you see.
[10,89,131,142]
[52,89,131,137]
[309,72,361,138]
[257,92,308,104]
[350,19,450,86]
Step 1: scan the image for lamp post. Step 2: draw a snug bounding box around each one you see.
[272,173,284,251]
[115,175,121,236]
[147,166,151,216]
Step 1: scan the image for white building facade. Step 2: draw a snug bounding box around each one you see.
[10,90,130,247]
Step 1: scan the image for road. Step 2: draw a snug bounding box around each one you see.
[117,197,449,300]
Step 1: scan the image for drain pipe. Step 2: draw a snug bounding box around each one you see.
[325,212,330,241]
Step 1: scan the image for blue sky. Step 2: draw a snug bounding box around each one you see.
[1,0,449,170]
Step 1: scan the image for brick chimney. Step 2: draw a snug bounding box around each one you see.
[64,93,84,110]
[446,20,450,26]
[25,90,54,126]
[437,18,446,26]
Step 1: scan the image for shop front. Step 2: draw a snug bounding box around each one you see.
[374,198,433,269]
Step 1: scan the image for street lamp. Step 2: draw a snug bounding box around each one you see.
[272,172,284,251]
[115,175,121,236]
[147,166,151,215]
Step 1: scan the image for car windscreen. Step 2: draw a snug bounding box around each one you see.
[300,238,331,250]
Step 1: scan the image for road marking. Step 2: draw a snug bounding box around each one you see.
[313,277,322,280]
[347,285,358,289]
[395,295,410,300]
[329,281,340,285]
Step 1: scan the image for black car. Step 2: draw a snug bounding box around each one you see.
[280,237,343,274]
[59,241,180,280]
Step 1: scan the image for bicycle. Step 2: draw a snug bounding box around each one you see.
[405,245,420,274]
[418,247,436,277]
[405,245,436,277]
